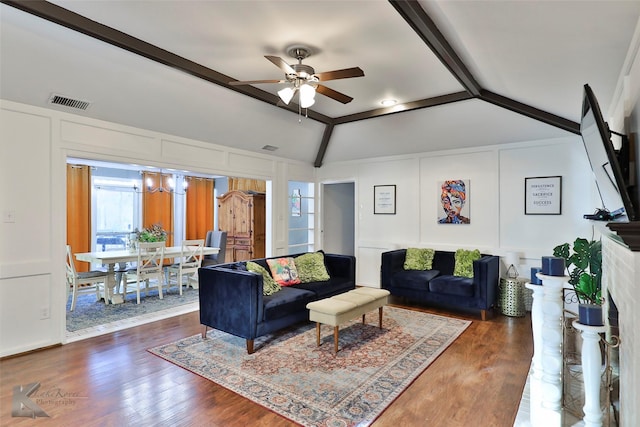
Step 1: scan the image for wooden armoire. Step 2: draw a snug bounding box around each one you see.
[217,190,266,262]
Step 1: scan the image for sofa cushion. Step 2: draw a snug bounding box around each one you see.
[454,249,481,278]
[262,286,315,321]
[295,252,330,283]
[267,257,301,286]
[246,261,281,296]
[393,269,440,291]
[295,277,354,299]
[429,275,474,297]
[404,247,435,270]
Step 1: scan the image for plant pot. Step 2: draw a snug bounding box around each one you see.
[578,303,604,326]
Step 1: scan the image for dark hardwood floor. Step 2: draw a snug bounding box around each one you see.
[1,298,532,426]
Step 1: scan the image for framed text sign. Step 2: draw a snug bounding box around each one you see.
[374,185,396,214]
[525,176,562,215]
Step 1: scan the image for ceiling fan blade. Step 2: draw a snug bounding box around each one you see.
[264,55,296,75]
[314,67,364,81]
[229,79,286,86]
[315,84,354,104]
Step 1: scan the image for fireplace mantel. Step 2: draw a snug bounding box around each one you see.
[606,221,640,251]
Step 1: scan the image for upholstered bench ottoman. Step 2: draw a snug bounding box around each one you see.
[306,287,390,353]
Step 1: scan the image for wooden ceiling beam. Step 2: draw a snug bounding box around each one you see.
[480,90,580,135]
[314,124,335,168]
[389,0,482,97]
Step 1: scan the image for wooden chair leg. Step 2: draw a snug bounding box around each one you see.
[246,339,254,354]
[316,322,321,346]
[201,325,208,339]
[481,309,487,321]
[334,326,339,354]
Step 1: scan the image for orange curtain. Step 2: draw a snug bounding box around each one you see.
[67,164,91,272]
[142,171,174,248]
[185,177,214,240]
[228,177,266,193]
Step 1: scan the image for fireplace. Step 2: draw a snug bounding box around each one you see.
[601,234,639,427]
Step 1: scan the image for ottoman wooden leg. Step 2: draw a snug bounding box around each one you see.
[362,314,365,324]
[334,326,339,354]
[316,322,321,346]
[378,306,383,328]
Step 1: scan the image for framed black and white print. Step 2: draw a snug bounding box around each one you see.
[374,185,396,214]
[525,176,562,215]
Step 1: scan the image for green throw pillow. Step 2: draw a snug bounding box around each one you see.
[246,261,281,296]
[454,249,482,278]
[404,248,435,270]
[295,252,330,283]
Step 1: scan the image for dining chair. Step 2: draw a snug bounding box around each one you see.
[65,245,109,311]
[165,239,205,295]
[124,241,166,304]
[202,230,227,267]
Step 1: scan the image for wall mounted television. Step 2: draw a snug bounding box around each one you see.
[580,84,636,221]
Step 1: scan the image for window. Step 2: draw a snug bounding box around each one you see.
[92,176,141,252]
[288,181,314,253]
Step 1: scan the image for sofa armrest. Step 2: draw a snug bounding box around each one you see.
[381,249,407,289]
[198,266,262,340]
[323,253,356,282]
[472,255,499,309]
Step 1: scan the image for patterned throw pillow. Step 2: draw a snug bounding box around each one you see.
[295,252,330,283]
[266,257,301,286]
[246,261,281,296]
[453,249,482,278]
[404,248,435,270]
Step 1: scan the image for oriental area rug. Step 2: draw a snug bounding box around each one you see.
[148,306,471,427]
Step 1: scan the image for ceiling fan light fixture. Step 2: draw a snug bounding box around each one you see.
[299,83,316,108]
[278,86,295,105]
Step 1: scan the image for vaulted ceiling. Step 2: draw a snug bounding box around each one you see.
[1,1,639,166]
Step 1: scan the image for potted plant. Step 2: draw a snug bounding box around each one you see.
[553,237,603,326]
[136,223,168,243]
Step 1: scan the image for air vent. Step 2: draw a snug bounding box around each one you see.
[262,145,279,151]
[49,94,91,110]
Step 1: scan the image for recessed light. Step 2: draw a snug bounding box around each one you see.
[380,99,397,107]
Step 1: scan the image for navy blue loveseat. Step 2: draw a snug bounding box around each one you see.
[381,249,499,319]
[198,252,356,353]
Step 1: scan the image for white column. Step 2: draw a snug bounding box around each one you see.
[538,273,568,426]
[572,321,607,427]
[526,282,545,426]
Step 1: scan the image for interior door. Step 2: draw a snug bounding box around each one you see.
[322,182,355,256]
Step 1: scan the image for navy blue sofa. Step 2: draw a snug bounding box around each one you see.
[198,252,356,353]
[381,249,499,320]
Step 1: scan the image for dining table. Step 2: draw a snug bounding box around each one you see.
[75,245,219,304]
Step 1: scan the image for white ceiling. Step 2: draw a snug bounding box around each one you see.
[1,1,639,166]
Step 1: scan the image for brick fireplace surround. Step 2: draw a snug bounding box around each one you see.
[601,231,639,426]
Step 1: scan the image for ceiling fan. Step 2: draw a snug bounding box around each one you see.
[229,45,364,108]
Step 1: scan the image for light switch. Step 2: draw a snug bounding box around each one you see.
[3,210,16,223]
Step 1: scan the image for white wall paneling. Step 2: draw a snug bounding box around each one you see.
[0,99,315,356]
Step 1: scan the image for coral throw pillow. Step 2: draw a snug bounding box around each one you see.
[295,252,330,283]
[403,248,435,270]
[266,257,301,286]
[246,261,281,296]
[453,249,481,278]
